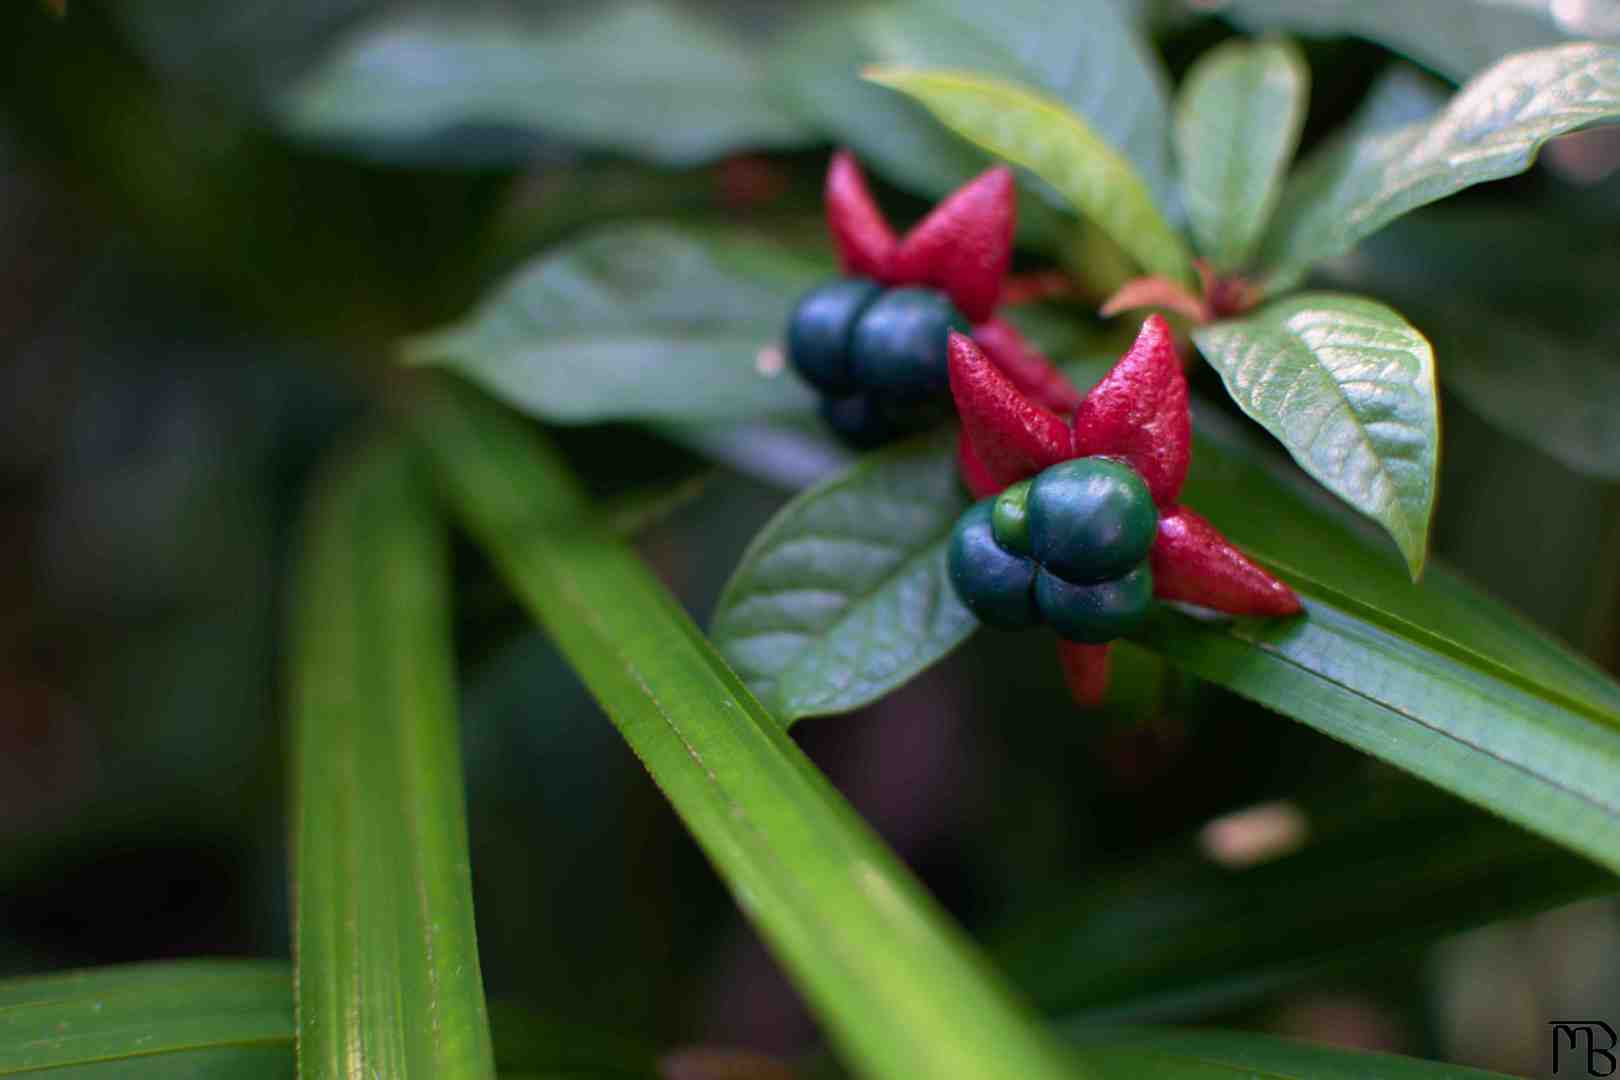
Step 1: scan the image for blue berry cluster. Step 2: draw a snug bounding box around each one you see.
[948,458,1158,643]
[787,277,970,447]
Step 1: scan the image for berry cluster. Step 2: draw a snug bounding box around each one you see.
[949,459,1157,644]
[788,279,969,447]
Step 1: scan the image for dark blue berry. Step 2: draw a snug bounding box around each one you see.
[1034,564,1154,644]
[947,501,1039,630]
[787,277,881,396]
[849,287,970,401]
[819,394,897,450]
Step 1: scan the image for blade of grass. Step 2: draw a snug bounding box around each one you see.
[412,382,1082,1080]
[289,436,496,1079]
[0,960,292,1077]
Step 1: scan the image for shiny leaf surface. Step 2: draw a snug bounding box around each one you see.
[404,224,824,425]
[1260,44,1620,281]
[710,433,976,722]
[1193,294,1438,579]
[0,961,292,1077]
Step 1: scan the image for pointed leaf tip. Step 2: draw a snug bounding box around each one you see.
[1071,315,1190,506]
[948,331,1071,490]
[891,166,1015,322]
[1057,640,1112,707]
[1151,505,1301,616]
[825,150,898,280]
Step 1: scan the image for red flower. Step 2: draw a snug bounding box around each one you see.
[948,316,1302,706]
[823,151,1081,413]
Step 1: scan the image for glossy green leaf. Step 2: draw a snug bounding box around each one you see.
[1000,783,1613,1020]
[1260,43,1620,282]
[1174,40,1309,270]
[0,961,292,1077]
[403,224,824,426]
[413,383,1082,1080]
[290,437,495,1079]
[1217,0,1611,82]
[1067,1027,1517,1079]
[280,2,811,166]
[709,433,975,723]
[866,68,1193,284]
[772,0,1176,209]
[1192,294,1438,579]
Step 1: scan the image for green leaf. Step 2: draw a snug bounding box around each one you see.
[413,383,1082,1080]
[772,0,1176,210]
[709,433,976,723]
[0,960,292,1076]
[1260,43,1620,282]
[1192,294,1438,579]
[1148,411,1620,875]
[403,224,825,426]
[1000,783,1613,1020]
[1067,1027,1517,1079]
[289,437,496,1079]
[1174,40,1309,270]
[279,2,812,166]
[1216,0,1607,82]
[866,68,1193,284]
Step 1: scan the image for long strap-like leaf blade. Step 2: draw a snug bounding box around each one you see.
[290,437,496,1079]
[0,961,292,1076]
[413,384,1081,1080]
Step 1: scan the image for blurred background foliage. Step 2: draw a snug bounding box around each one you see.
[2,1,1619,1076]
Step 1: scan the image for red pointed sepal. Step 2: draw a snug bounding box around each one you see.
[1070,314,1190,507]
[890,166,1014,323]
[972,318,1084,414]
[825,150,898,280]
[956,431,1003,499]
[948,332,1071,491]
[1057,640,1112,708]
[1150,506,1302,617]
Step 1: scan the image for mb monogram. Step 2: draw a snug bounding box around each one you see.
[1551,1021,1618,1076]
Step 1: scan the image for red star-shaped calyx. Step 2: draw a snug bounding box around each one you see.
[948,315,1302,706]
[823,151,1080,412]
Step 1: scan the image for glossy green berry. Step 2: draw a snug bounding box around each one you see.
[1034,564,1153,644]
[947,501,1039,630]
[819,393,896,450]
[990,479,1033,556]
[1027,458,1157,584]
[787,277,881,395]
[849,287,970,401]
